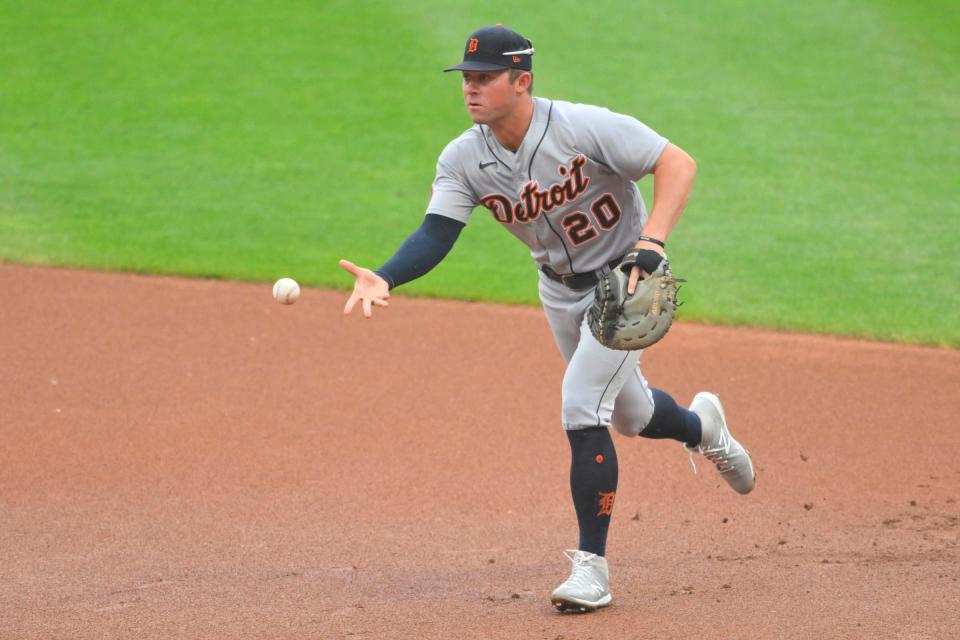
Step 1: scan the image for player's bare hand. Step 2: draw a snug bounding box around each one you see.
[339,259,390,318]
[626,241,667,295]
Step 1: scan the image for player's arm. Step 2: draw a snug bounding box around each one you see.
[373,213,465,288]
[638,143,696,249]
[572,105,696,291]
[627,143,697,293]
[339,214,465,318]
[341,138,475,317]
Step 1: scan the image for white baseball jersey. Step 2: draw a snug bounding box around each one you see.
[426,97,668,274]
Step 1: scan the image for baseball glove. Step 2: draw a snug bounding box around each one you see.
[587,250,684,350]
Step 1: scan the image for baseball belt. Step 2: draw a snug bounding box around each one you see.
[541,257,623,291]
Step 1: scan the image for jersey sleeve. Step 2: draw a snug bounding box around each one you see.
[572,103,669,182]
[424,138,479,224]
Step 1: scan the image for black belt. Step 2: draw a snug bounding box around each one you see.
[541,258,622,291]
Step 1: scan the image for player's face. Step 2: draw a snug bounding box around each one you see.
[461,70,521,125]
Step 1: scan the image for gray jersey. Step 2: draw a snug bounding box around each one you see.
[426,97,668,274]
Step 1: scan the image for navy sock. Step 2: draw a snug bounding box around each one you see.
[566,427,618,557]
[639,388,702,447]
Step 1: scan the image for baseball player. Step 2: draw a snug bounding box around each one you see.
[340,25,756,613]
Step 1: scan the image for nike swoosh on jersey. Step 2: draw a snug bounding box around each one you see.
[479,161,498,170]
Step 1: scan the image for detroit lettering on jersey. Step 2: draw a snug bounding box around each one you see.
[481,156,589,224]
[426,97,668,274]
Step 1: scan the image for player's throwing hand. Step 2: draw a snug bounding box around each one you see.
[339,259,390,318]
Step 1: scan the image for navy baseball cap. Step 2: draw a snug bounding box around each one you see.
[444,25,534,72]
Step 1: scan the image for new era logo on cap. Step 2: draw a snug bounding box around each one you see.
[444,25,534,73]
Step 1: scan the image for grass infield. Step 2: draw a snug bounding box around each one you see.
[1,1,957,346]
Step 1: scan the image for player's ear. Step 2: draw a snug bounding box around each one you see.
[516,71,532,93]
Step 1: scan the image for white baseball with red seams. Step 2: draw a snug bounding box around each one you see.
[272,278,300,305]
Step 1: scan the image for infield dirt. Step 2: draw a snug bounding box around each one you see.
[2,265,958,639]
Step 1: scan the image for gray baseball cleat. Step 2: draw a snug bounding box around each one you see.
[686,392,756,494]
[551,549,612,613]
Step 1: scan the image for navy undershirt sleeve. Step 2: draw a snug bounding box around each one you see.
[374,214,465,289]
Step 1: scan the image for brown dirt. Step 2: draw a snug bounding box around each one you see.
[2,264,958,639]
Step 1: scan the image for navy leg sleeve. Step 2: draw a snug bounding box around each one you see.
[566,427,618,557]
[638,388,702,447]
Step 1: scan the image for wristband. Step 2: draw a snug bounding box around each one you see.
[638,235,665,248]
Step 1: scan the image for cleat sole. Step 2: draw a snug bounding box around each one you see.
[551,594,612,613]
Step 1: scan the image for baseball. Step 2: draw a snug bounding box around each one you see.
[272,277,300,305]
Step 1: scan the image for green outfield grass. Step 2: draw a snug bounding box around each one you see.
[1,1,957,345]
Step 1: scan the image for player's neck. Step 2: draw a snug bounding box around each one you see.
[490,95,535,152]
